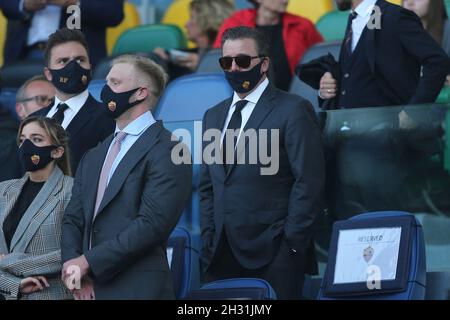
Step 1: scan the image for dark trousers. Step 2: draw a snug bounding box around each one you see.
[205,231,306,300]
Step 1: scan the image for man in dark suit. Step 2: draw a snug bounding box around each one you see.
[199,26,325,299]
[319,0,450,108]
[61,54,192,300]
[32,28,114,173]
[0,0,124,67]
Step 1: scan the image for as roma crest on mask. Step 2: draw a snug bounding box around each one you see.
[363,245,374,263]
[242,81,250,90]
[31,155,40,165]
[108,101,117,112]
[81,75,88,85]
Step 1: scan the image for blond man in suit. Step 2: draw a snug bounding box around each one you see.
[0,116,73,300]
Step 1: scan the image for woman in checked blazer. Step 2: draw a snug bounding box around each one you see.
[0,116,73,300]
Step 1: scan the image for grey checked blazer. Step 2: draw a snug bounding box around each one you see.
[0,167,73,300]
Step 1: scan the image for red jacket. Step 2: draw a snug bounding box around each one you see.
[213,9,324,75]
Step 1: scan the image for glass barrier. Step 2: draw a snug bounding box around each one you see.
[316,103,450,272]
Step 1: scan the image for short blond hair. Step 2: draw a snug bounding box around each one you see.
[111,54,169,98]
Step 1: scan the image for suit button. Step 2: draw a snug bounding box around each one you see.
[344,73,350,78]
[341,90,346,95]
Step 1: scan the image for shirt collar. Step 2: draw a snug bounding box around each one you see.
[53,89,89,114]
[114,111,156,137]
[231,77,269,108]
[354,0,378,18]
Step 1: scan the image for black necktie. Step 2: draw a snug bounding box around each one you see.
[343,11,358,61]
[222,100,248,169]
[52,103,69,125]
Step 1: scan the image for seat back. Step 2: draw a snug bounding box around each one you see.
[0,88,19,121]
[106,1,142,55]
[316,10,350,41]
[318,211,426,300]
[195,49,222,74]
[289,41,341,112]
[88,79,106,102]
[0,61,44,88]
[155,73,232,122]
[167,227,201,299]
[0,11,6,67]
[186,278,277,300]
[155,73,232,230]
[112,24,186,56]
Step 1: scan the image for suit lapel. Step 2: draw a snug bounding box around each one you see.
[9,168,64,252]
[226,85,277,178]
[209,98,232,179]
[66,95,97,138]
[93,121,164,221]
[0,175,28,254]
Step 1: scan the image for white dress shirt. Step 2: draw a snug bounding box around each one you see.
[104,111,156,184]
[46,90,89,129]
[20,1,61,46]
[351,0,378,52]
[221,78,269,145]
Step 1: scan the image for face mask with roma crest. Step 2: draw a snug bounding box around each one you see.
[224,60,265,94]
[18,139,57,172]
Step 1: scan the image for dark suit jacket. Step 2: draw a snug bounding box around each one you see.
[61,120,192,300]
[334,0,450,107]
[33,94,115,173]
[199,84,325,274]
[0,0,124,66]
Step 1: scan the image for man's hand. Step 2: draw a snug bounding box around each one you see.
[319,72,338,100]
[73,276,95,300]
[23,0,47,12]
[153,47,170,61]
[173,53,200,71]
[20,276,49,294]
[61,255,90,285]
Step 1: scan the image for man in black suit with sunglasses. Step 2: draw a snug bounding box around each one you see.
[199,26,325,299]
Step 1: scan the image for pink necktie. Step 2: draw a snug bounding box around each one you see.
[94,131,127,215]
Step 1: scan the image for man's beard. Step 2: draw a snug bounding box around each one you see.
[335,0,353,11]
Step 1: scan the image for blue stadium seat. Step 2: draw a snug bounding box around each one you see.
[318,211,426,300]
[167,227,201,299]
[154,73,232,122]
[88,79,106,102]
[0,88,19,121]
[195,49,222,74]
[186,278,278,300]
[290,41,341,112]
[155,73,232,230]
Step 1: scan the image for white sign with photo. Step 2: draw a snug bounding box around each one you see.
[333,227,402,284]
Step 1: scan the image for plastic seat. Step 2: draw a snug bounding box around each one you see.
[186,278,278,300]
[195,49,222,74]
[167,227,201,299]
[106,1,142,55]
[112,24,187,56]
[161,0,195,48]
[289,41,341,112]
[316,10,350,41]
[0,11,6,67]
[88,79,106,102]
[0,61,44,88]
[287,0,334,23]
[318,211,426,300]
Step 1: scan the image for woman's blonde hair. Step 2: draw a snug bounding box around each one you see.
[17,116,72,177]
[190,0,235,45]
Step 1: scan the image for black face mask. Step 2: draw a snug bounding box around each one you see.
[224,60,265,94]
[18,139,57,172]
[100,85,145,119]
[49,60,92,94]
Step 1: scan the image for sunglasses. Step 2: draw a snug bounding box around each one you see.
[219,55,265,71]
[18,95,55,107]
